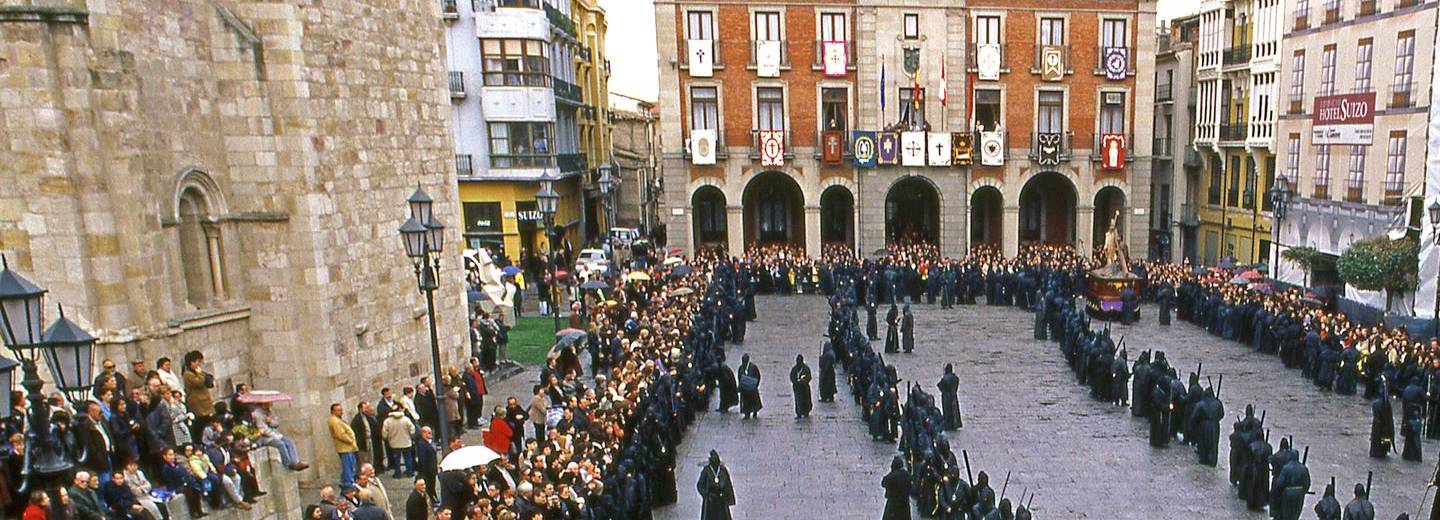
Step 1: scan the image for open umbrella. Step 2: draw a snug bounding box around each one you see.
[1228,276,1249,285]
[1238,269,1264,280]
[555,328,586,339]
[663,257,684,266]
[873,248,891,257]
[236,390,293,404]
[502,265,521,276]
[580,280,608,290]
[1217,256,1237,270]
[670,265,693,277]
[671,287,695,297]
[626,271,652,282]
[440,445,501,472]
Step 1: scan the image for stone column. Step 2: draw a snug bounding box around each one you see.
[726,206,744,255]
[804,205,822,257]
[1077,205,1095,255]
[1002,206,1020,257]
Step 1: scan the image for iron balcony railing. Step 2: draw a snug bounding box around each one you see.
[1027,131,1074,162]
[1089,133,1134,163]
[966,44,1009,74]
[1031,45,1071,75]
[1156,83,1173,102]
[748,40,790,68]
[552,78,582,104]
[811,40,856,70]
[1219,123,1247,142]
[448,71,465,98]
[1094,46,1136,75]
[1223,46,1252,67]
[455,154,474,177]
[1153,137,1172,158]
[749,129,793,160]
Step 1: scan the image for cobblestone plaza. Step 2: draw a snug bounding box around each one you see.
[658,295,1438,519]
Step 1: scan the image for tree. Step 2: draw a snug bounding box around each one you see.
[1335,236,1421,312]
[1280,246,1323,287]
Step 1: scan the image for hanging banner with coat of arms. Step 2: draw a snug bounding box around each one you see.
[878,132,900,165]
[822,130,844,164]
[823,41,848,77]
[759,130,785,167]
[980,131,1004,166]
[690,129,716,165]
[687,39,714,77]
[901,132,927,166]
[1041,46,1065,82]
[1104,47,1129,81]
[1101,133,1126,170]
[927,132,951,167]
[977,44,1001,81]
[757,41,782,78]
[1036,132,1063,165]
[852,131,877,168]
[952,133,974,165]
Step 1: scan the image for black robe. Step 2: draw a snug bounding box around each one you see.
[901,311,915,353]
[737,362,763,415]
[882,467,912,520]
[790,362,813,418]
[818,350,837,402]
[937,373,962,430]
[697,463,735,520]
[1372,394,1395,458]
[714,364,739,412]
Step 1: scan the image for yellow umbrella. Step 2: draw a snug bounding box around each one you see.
[626,271,652,282]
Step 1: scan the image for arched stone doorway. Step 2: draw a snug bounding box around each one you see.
[742,171,805,246]
[691,186,728,248]
[1018,172,1076,245]
[820,185,855,248]
[885,176,941,244]
[970,186,1003,248]
[1092,186,1127,251]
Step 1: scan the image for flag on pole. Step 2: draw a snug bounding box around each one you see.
[879,57,887,124]
[912,58,922,107]
[939,54,948,108]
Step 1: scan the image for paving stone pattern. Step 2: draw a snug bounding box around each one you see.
[658,296,1440,520]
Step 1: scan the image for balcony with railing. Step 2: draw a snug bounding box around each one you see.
[679,40,725,71]
[1359,0,1378,16]
[747,40,790,68]
[1293,9,1309,30]
[1156,83,1174,102]
[811,40,856,71]
[1219,123,1247,143]
[1027,131,1074,162]
[543,2,577,39]
[557,152,587,173]
[1093,46,1136,76]
[441,0,458,20]
[449,71,465,99]
[1223,46,1252,67]
[812,129,852,159]
[1089,133,1134,164]
[1031,45,1072,75]
[456,154,474,177]
[1248,118,1274,144]
[1153,137,1173,158]
[749,129,794,160]
[1345,184,1365,203]
[682,130,729,161]
[966,44,1009,74]
[552,78,582,105]
[1391,82,1416,108]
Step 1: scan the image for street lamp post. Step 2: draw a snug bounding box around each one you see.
[598,164,615,241]
[1267,177,1293,279]
[536,174,561,332]
[1428,200,1440,340]
[0,256,96,495]
[396,187,452,467]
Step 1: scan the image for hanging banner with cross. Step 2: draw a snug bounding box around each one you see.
[688,39,713,77]
[878,132,899,165]
[822,130,844,164]
[823,41,848,77]
[927,132,951,167]
[759,130,785,167]
[901,131,926,166]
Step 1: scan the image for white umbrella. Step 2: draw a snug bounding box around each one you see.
[439,445,501,472]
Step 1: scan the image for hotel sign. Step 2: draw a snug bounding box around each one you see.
[1311,92,1375,145]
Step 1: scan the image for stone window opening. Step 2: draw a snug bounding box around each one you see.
[177,188,226,308]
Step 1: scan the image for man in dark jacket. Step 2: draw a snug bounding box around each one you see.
[351,401,386,473]
[75,402,113,477]
[405,478,432,520]
[415,426,439,503]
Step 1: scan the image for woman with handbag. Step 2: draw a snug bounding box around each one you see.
[737,354,762,419]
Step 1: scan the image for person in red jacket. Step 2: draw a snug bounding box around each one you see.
[482,405,512,457]
[21,490,48,520]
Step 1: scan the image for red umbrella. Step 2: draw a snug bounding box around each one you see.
[1239,269,1264,280]
[236,390,293,404]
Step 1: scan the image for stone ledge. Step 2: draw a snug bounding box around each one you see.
[0,5,88,24]
[160,447,304,520]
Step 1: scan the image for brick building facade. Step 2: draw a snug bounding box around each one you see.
[655,0,1157,258]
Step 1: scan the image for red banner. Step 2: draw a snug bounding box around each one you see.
[822,130,843,164]
[1101,133,1126,170]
